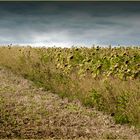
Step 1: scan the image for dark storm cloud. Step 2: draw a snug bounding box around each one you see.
[0,2,140,46]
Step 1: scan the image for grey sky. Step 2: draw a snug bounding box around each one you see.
[0,2,140,47]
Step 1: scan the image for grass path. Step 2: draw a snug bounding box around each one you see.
[0,67,139,139]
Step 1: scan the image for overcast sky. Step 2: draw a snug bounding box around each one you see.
[0,2,140,47]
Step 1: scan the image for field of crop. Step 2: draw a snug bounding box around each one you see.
[0,46,140,129]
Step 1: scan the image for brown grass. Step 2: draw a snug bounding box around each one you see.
[0,67,140,139]
[0,46,140,129]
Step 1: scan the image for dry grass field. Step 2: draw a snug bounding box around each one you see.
[0,46,140,138]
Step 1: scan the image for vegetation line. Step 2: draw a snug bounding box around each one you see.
[0,46,140,128]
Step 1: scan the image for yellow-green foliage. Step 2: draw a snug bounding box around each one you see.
[0,46,140,127]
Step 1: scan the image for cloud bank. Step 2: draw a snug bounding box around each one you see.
[0,2,140,47]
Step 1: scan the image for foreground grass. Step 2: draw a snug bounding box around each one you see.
[0,46,140,128]
[0,67,140,139]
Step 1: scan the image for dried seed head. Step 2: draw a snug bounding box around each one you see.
[125,60,129,64]
[69,55,74,60]
[97,64,102,69]
[87,59,91,62]
[64,64,68,67]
